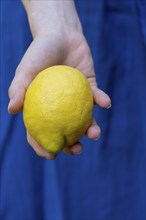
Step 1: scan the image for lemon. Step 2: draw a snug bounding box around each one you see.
[23,65,93,154]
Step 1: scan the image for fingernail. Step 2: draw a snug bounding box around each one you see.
[8,100,14,113]
[75,151,82,155]
[106,104,112,109]
[70,146,82,155]
[93,135,100,141]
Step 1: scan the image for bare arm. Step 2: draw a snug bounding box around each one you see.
[22,0,82,38]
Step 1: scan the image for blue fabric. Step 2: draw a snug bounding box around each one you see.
[0,1,146,219]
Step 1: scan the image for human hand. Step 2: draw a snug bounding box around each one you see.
[8,1,111,159]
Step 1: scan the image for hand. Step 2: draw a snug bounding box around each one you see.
[8,1,111,160]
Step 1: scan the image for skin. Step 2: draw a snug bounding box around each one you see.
[8,1,111,160]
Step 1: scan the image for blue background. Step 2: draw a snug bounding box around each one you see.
[0,1,146,219]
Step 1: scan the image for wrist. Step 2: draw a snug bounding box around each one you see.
[22,0,82,38]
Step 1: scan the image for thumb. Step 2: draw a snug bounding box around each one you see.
[8,35,59,114]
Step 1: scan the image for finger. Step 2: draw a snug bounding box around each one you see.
[8,35,59,114]
[88,76,111,108]
[92,86,111,109]
[27,132,56,160]
[64,142,83,155]
[86,118,101,140]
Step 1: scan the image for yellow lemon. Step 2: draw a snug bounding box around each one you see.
[23,65,93,154]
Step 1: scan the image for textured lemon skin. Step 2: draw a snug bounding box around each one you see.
[23,65,93,153]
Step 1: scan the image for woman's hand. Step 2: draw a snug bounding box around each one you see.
[8,1,111,159]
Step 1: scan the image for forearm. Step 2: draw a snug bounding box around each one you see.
[22,0,82,38]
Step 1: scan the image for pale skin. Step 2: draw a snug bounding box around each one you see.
[8,1,111,160]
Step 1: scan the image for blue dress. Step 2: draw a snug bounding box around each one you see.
[1,1,146,219]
